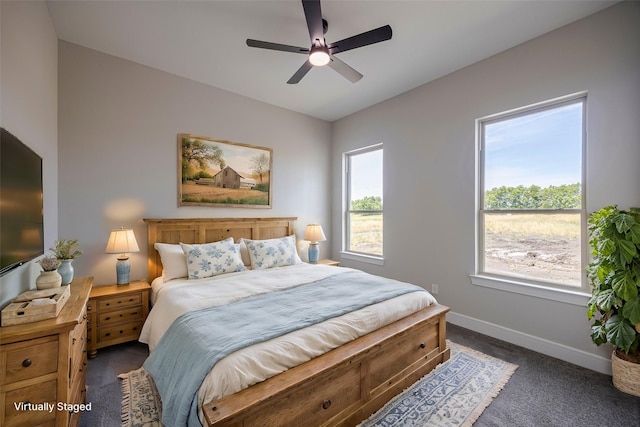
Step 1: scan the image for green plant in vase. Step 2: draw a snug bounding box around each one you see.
[587,205,640,396]
[50,239,83,284]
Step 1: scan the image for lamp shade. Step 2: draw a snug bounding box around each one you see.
[105,228,140,255]
[304,224,326,243]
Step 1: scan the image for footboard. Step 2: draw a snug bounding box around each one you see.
[203,304,450,427]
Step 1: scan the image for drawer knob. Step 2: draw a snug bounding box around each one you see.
[419,343,426,349]
[105,317,111,321]
[321,399,332,410]
[22,358,32,368]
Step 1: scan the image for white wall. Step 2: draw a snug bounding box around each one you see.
[331,2,640,373]
[0,1,58,306]
[58,42,332,286]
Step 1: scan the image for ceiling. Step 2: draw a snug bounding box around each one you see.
[46,0,617,122]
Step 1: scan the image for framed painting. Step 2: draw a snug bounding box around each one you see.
[178,134,272,208]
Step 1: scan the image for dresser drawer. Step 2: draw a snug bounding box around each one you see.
[70,356,87,407]
[3,379,57,427]
[98,321,143,344]
[97,293,142,311]
[1,336,58,385]
[70,319,87,378]
[98,306,144,326]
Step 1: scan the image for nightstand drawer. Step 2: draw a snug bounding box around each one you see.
[98,306,144,326]
[98,321,143,344]
[2,336,58,385]
[4,379,57,427]
[98,293,142,311]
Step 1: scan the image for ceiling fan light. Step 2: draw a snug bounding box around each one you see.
[309,46,330,66]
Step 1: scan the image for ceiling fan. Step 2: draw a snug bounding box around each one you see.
[246,0,392,84]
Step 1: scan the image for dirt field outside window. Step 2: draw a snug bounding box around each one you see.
[483,213,582,286]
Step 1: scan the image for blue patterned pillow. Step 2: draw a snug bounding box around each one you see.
[243,235,302,270]
[180,238,247,280]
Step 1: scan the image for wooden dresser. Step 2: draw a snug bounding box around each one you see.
[86,280,150,358]
[0,276,92,427]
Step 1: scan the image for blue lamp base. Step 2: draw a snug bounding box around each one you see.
[308,243,320,263]
[115,257,131,285]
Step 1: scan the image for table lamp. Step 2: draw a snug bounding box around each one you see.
[304,224,326,263]
[105,227,140,285]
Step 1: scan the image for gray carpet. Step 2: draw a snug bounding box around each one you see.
[80,323,640,426]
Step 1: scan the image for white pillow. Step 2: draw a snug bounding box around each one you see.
[181,238,247,279]
[154,243,187,281]
[243,235,302,270]
[238,239,252,269]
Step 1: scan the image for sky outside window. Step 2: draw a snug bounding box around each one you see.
[484,102,582,191]
[350,149,383,202]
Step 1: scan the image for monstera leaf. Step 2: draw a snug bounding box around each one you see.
[612,238,638,268]
[605,315,637,352]
[611,270,638,301]
[622,296,640,325]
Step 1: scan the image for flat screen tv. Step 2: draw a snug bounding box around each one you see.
[0,128,44,276]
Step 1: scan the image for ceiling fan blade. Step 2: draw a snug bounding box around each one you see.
[328,56,363,83]
[246,39,309,54]
[302,0,324,45]
[328,25,392,55]
[287,60,314,84]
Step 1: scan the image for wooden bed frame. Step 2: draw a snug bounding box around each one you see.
[144,217,450,427]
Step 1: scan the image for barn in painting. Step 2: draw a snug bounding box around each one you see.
[213,166,243,189]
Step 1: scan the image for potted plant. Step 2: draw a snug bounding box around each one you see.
[587,205,640,397]
[36,256,62,289]
[50,239,83,285]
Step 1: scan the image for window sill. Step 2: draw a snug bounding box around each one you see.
[340,251,385,266]
[469,274,591,307]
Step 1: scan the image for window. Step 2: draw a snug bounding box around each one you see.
[477,94,587,292]
[344,144,383,260]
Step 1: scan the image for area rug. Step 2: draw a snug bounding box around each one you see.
[359,342,518,427]
[119,341,516,427]
[118,367,162,427]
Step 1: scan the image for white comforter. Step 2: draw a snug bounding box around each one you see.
[139,263,436,424]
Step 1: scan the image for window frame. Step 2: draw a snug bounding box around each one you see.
[342,144,384,264]
[472,93,590,302]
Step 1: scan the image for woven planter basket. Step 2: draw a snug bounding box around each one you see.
[612,350,640,397]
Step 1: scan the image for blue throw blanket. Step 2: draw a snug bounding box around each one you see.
[143,270,427,427]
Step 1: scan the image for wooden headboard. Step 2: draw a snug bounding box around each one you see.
[143,217,296,282]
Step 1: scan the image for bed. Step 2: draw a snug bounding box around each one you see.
[140,217,450,427]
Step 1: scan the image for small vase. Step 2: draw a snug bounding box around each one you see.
[36,271,62,290]
[57,259,75,285]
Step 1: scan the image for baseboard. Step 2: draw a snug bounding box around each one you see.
[447,311,612,375]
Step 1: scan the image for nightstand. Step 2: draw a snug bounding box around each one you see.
[317,259,340,266]
[86,280,150,358]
